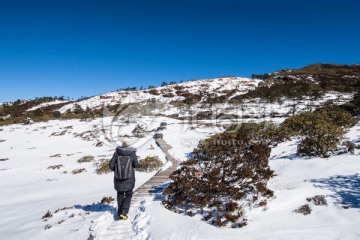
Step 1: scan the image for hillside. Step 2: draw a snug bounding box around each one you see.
[240,63,360,102]
[1,63,360,239]
[1,114,359,239]
[0,63,359,126]
[57,77,261,112]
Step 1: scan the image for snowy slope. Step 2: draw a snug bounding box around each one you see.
[0,117,167,239]
[2,76,354,123]
[26,100,71,112]
[107,121,360,240]
[1,116,360,239]
[57,77,260,113]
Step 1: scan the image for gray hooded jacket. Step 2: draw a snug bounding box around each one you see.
[109,147,140,192]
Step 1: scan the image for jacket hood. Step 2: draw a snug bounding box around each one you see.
[116,146,136,156]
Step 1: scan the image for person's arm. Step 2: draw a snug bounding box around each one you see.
[109,152,117,171]
[132,153,140,168]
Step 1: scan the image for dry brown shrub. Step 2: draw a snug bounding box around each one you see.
[72,168,87,174]
[47,165,64,170]
[294,204,312,215]
[101,196,115,204]
[42,210,53,220]
[50,154,61,158]
[306,195,327,206]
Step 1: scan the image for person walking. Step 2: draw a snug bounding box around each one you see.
[109,141,140,220]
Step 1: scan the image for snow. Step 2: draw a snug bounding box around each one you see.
[26,100,71,112]
[161,119,222,161]
[1,115,360,239]
[0,117,166,239]
[5,76,354,125]
[135,122,360,240]
[56,77,260,113]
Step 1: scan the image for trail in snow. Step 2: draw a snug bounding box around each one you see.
[90,197,152,240]
[89,131,178,240]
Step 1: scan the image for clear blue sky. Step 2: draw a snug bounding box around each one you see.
[0,0,359,102]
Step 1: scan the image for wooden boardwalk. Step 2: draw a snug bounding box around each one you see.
[132,138,178,200]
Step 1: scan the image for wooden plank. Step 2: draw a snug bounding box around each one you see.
[130,132,179,201]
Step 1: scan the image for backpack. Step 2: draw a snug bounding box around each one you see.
[115,155,133,180]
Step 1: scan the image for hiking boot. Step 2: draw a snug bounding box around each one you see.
[119,214,128,220]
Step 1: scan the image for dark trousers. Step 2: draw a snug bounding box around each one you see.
[117,190,133,215]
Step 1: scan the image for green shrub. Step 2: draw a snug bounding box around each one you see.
[314,105,357,128]
[80,107,95,121]
[60,112,83,120]
[297,134,341,158]
[227,122,291,146]
[204,95,227,104]
[52,111,61,119]
[281,106,357,157]
[32,114,52,123]
[0,116,26,126]
[163,128,274,228]
[182,93,202,105]
[248,64,360,102]
[341,87,360,116]
[77,155,95,163]
[95,159,111,175]
[73,104,84,114]
[137,156,163,172]
[235,81,324,103]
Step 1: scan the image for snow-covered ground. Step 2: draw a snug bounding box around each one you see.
[127,121,360,240]
[57,77,260,113]
[1,76,354,125]
[26,100,71,112]
[0,117,167,239]
[1,116,360,239]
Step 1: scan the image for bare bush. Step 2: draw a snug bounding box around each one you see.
[148,89,161,95]
[101,196,115,204]
[342,141,355,154]
[306,195,327,206]
[294,204,312,215]
[50,130,67,137]
[72,168,87,174]
[77,155,95,163]
[44,224,52,230]
[73,130,99,141]
[50,154,61,158]
[54,206,73,214]
[47,165,64,170]
[42,210,53,220]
